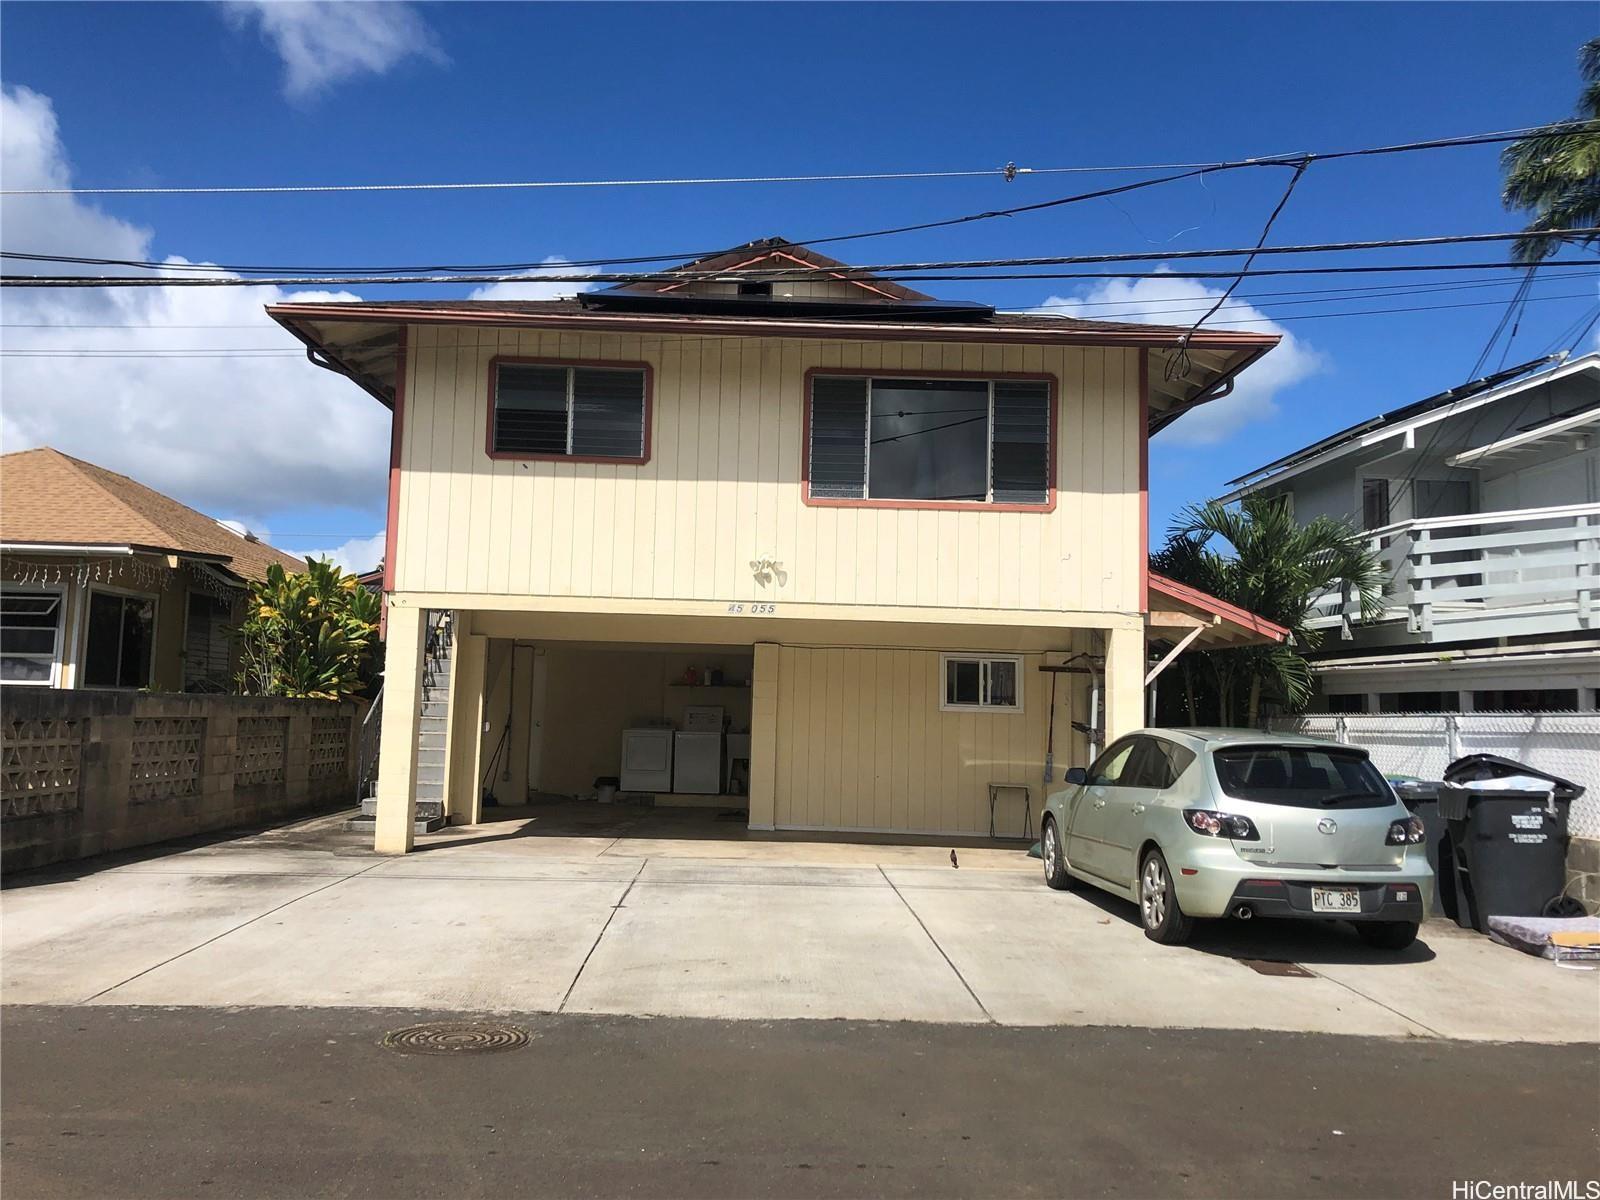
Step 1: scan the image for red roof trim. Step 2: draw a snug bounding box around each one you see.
[656,248,901,301]
[1147,572,1290,642]
[266,303,1280,351]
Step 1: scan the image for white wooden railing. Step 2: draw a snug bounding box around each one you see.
[1308,501,1600,640]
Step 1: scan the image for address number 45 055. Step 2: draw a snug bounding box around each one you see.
[726,603,778,615]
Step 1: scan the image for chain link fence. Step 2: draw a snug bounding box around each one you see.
[1263,712,1600,840]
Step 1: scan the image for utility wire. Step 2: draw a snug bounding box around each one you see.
[5,231,1597,289]
[4,289,1595,357]
[1493,266,1539,372]
[9,227,1593,280]
[1371,268,1558,597]
[5,123,1594,286]
[2,122,1580,197]
[1169,160,1309,380]
[8,292,1586,348]
[5,289,1592,349]
[7,269,1591,327]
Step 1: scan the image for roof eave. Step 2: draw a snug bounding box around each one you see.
[1148,572,1290,644]
[1,541,235,566]
[1223,351,1598,494]
[265,302,1278,350]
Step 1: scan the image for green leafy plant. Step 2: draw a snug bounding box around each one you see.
[1502,38,1600,263]
[1151,495,1383,726]
[235,558,382,699]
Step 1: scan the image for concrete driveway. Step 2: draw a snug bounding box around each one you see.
[4,806,1596,1042]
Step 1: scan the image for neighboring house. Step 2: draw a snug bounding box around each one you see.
[271,237,1285,852]
[1219,353,1600,713]
[0,448,306,692]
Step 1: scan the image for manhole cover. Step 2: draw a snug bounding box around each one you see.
[381,1021,531,1055]
[1239,958,1315,978]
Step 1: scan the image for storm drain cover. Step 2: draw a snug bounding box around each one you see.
[381,1021,531,1055]
[1239,958,1315,978]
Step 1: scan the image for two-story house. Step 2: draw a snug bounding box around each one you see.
[1219,352,1600,713]
[271,238,1283,852]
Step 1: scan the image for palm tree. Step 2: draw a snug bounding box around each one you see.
[1502,38,1600,263]
[1152,495,1384,726]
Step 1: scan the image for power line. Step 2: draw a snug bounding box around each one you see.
[5,232,1597,290]
[1170,159,1309,379]
[5,289,1592,349]
[1015,271,1600,312]
[4,289,1594,358]
[6,121,1595,290]
[1373,269,1560,596]
[3,122,1579,198]
[11,226,1594,281]
[5,270,1590,329]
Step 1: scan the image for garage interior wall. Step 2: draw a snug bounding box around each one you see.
[479,641,755,801]
[770,645,1089,836]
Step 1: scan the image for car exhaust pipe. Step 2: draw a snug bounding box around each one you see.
[1233,904,1254,920]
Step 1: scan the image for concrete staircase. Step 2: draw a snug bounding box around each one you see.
[347,611,452,836]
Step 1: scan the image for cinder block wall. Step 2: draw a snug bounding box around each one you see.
[2,689,362,873]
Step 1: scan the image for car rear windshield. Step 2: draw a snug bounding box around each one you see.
[1212,746,1393,808]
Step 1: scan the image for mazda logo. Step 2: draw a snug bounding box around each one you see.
[1317,818,1339,835]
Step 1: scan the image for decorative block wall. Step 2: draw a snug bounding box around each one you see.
[2,691,361,872]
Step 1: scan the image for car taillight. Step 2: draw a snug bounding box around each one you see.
[1183,809,1260,841]
[1386,816,1426,846]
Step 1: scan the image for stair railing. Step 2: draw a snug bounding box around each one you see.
[356,682,383,801]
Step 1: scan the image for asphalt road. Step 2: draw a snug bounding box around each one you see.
[3,1006,1596,1199]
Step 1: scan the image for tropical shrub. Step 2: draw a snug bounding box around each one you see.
[1151,495,1383,726]
[235,558,382,699]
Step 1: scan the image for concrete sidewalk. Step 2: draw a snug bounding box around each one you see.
[3,809,1596,1042]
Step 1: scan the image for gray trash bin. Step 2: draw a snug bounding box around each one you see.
[1438,755,1585,933]
[1390,778,1454,919]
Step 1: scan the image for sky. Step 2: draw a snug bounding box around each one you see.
[2,1,1596,571]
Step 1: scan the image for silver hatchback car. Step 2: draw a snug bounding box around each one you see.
[1040,729,1434,949]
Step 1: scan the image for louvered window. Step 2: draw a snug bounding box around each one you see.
[990,380,1051,504]
[807,375,1051,505]
[808,377,869,498]
[492,362,647,460]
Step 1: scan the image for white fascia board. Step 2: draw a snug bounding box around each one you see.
[1446,403,1600,467]
[1,543,138,555]
[1223,354,1600,500]
[1352,356,1600,451]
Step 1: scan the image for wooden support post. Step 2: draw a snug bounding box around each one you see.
[748,642,779,831]
[446,627,487,827]
[373,604,424,854]
[1104,626,1145,742]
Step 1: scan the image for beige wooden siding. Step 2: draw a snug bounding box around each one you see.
[396,325,1143,614]
[770,645,1086,834]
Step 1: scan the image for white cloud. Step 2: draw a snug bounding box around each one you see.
[299,531,386,573]
[220,0,443,100]
[1,85,391,519]
[1032,270,1323,444]
[467,257,597,303]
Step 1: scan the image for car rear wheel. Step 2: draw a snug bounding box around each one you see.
[1139,848,1194,945]
[1042,818,1072,890]
[1354,920,1419,951]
